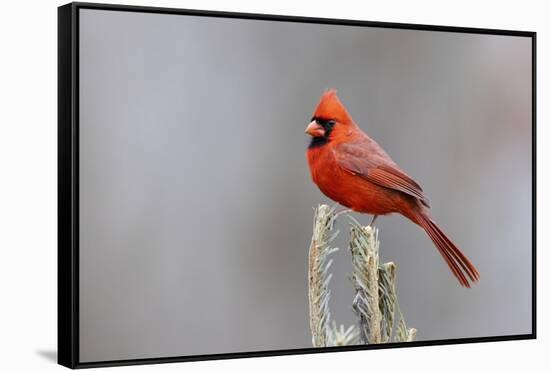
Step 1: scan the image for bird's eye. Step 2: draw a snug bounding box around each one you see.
[326,120,336,129]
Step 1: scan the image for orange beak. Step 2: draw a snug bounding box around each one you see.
[305,120,325,137]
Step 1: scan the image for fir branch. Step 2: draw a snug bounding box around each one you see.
[307,205,417,347]
[349,221,382,344]
[378,262,397,343]
[308,205,339,347]
[327,321,360,346]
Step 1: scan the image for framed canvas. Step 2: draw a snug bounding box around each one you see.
[58,2,536,368]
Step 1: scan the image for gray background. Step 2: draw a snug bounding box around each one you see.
[79,9,532,362]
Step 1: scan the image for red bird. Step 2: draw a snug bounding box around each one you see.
[305,90,479,287]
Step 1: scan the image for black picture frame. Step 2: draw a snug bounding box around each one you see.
[58,2,537,368]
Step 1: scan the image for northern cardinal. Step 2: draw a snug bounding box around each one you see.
[305,90,479,287]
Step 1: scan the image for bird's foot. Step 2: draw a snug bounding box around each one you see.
[368,215,378,227]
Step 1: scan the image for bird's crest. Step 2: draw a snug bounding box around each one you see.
[312,89,354,125]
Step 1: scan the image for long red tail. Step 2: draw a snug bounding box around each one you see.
[416,213,479,288]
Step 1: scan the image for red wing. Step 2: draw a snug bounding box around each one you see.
[333,142,430,207]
